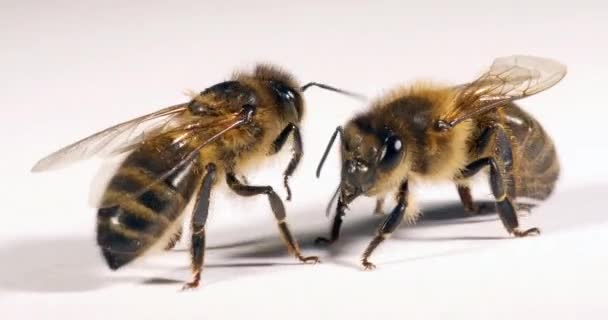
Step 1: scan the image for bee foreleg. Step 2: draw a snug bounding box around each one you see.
[314,197,348,246]
[269,123,302,201]
[226,172,319,264]
[361,181,408,270]
[462,125,540,237]
[182,163,217,291]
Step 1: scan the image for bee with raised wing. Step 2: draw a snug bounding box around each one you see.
[315,56,566,269]
[32,64,362,289]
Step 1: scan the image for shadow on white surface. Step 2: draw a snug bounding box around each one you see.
[139,261,298,286]
[208,184,608,269]
[224,200,505,260]
[0,236,108,292]
[1,184,606,293]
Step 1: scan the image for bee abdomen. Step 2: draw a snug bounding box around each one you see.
[515,125,559,200]
[97,148,201,270]
[504,106,560,200]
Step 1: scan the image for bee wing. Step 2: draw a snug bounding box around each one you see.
[440,55,566,127]
[31,103,190,172]
[94,109,252,208]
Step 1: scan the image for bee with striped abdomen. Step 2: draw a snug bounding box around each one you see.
[315,56,566,269]
[32,64,361,289]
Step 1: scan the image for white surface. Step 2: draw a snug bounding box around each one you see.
[1,0,607,318]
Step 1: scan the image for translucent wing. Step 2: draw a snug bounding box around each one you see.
[31,103,190,172]
[439,55,566,128]
[95,106,254,208]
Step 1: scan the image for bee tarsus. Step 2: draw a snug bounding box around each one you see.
[513,227,541,237]
[181,270,202,291]
[362,260,376,271]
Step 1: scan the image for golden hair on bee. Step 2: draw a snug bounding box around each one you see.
[370,81,455,116]
[366,81,474,182]
[315,55,566,270]
[252,63,300,88]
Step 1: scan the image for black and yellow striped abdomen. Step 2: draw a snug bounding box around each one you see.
[97,138,203,269]
[501,105,560,200]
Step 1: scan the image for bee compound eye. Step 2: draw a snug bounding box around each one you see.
[379,135,403,169]
[391,138,402,152]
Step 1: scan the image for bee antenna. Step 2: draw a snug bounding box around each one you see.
[301,82,366,101]
[316,126,344,178]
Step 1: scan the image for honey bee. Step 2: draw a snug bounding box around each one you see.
[32,64,362,289]
[315,56,566,269]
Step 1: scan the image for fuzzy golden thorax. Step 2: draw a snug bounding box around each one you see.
[338,82,473,202]
[181,64,307,175]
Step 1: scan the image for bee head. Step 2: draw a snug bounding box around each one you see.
[339,116,405,203]
[252,64,304,123]
[268,80,304,123]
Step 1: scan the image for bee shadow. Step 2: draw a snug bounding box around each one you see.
[223,182,608,263]
[0,236,111,293]
[223,200,502,260]
[143,202,504,285]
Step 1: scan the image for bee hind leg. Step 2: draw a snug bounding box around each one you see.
[182,163,217,291]
[226,172,319,264]
[461,125,539,237]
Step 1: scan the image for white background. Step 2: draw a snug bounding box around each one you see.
[1,0,607,318]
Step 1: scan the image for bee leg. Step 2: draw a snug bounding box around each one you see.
[226,172,320,264]
[456,185,479,215]
[462,126,540,237]
[269,123,302,201]
[373,197,385,215]
[456,185,493,215]
[361,181,408,270]
[489,161,540,237]
[164,227,183,251]
[315,198,348,246]
[182,163,216,290]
